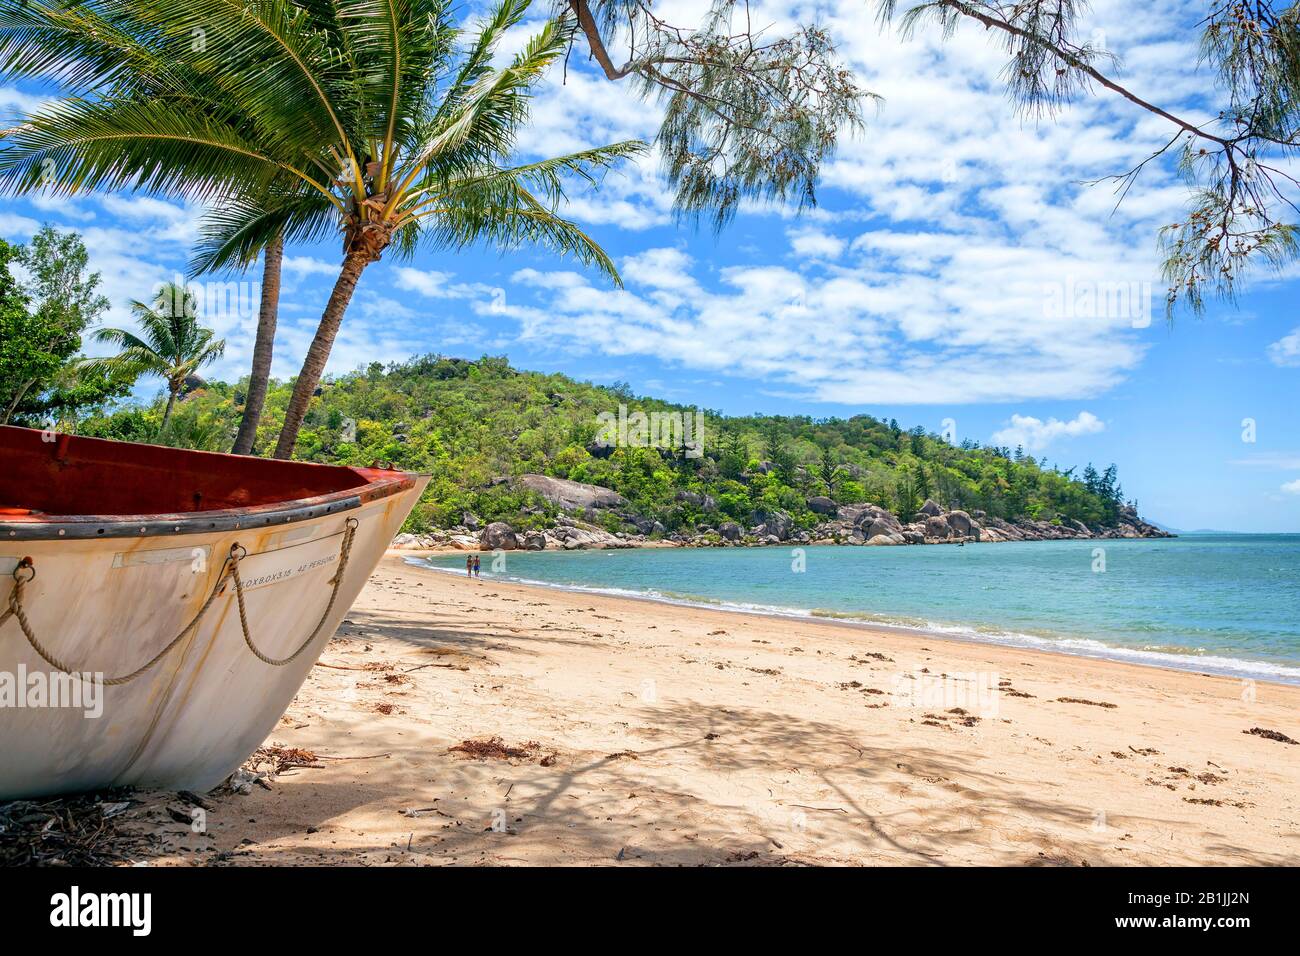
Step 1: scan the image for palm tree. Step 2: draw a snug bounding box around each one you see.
[0,1,288,456]
[0,0,643,458]
[86,283,225,434]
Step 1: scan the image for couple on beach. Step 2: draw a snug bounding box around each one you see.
[465,554,481,578]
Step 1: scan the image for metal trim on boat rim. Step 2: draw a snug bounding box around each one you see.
[0,494,369,541]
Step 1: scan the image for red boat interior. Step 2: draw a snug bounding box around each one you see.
[0,425,393,519]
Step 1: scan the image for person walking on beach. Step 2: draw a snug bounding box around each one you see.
[473,555,481,578]
[466,554,473,577]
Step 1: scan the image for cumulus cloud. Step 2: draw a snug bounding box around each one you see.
[483,0,1194,403]
[788,228,846,260]
[0,85,55,121]
[394,266,455,298]
[1282,478,1300,495]
[284,256,341,278]
[991,412,1105,452]
[1267,328,1300,367]
[505,234,1149,403]
[0,211,41,237]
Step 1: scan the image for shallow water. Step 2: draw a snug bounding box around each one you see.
[421,534,1300,684]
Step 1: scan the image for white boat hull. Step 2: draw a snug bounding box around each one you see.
[0,475,428,799]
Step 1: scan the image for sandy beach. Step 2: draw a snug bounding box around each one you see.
[130,552,1300,867]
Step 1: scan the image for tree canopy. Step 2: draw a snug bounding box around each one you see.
[0,225,121,427]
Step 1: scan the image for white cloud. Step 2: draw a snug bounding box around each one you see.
[505,236,1151,403]
[991,412,1105,452]
[283,255,340,277]
[1282,478,1300,495]
[0,85,55,121]
[1267,327,1300,367]
[1230,453,1300,469]
[28,194,96,222]
[394,266,454,298]
[788,228,846,260]
[480,0,1202,403]
[99,194,188,223]
[0,211,41,238]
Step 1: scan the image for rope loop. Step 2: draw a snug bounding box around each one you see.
[228,517,358,668]
[1,520,360,685]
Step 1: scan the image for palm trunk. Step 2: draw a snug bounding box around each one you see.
[159,385,179,434]
[273,249,371,459]
[231,231,284,455]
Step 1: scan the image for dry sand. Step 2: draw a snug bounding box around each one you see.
[142,552,1299,866]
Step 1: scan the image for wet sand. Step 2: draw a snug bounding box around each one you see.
[141,553,1300,866]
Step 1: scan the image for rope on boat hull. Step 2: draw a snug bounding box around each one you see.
[0,517,358,685]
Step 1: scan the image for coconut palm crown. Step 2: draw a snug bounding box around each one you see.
[0,0,644,456]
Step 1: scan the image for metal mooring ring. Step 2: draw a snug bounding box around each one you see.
[11,557,35,584]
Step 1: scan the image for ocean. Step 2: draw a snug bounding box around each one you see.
[419,534,1300,684]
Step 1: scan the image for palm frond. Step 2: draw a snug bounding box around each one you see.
[0,96,322,202]
[404,140,646,215]
[191,191,339,274]
[417,174,623,285]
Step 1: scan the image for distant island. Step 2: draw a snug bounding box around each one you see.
[78,354,1171,550]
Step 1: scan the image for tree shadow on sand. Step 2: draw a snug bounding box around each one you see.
[342,609,603,659]
[71,695,1292,867]
[241,702,1141,865]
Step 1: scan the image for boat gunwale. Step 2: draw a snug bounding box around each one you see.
[0,473,421,541]
[1,424,428,542]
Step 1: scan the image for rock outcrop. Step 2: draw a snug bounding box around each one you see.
[515,474,626,511]
[753,510,794,541]
[924,515,950,539]
[676,490,717,511]
[806,496,838,515]
[947,510,974,536]
[548,522,637,550]
[801,500,1171,548]
[479,521,518,550]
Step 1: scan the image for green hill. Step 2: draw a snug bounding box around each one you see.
[78,353,1140,536]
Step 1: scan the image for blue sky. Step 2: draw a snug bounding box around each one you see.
[3,0,1299,532]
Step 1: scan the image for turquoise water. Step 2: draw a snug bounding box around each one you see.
[420,535,1300,684]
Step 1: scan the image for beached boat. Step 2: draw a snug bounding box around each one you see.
[0,425,428,799]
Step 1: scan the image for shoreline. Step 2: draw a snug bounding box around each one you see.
[402,551,1300,689]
